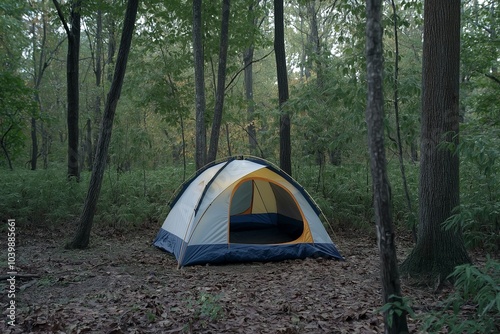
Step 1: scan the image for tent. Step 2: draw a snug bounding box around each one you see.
[154,156,343,267]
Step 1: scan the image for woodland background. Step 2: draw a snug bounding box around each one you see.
[0,0,499,332]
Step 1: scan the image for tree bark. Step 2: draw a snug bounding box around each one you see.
[207,0,231,163]
[30,115,38,171]
[306,1,321,84]
[193,0,206,170]
[400,0,470,281]
[366,0,409,332]
[85,118,92,170]
[244,46,257,154]
[53,0,82,180]
[68,0,81,180]
[243,2,263,158]
[106,13,117,84]
[30,9,54,170]
[274,0,291,175]
[66,0,138,249]
[1,125,14,170]
[92,9,103,166]
[390,0,415,242]
[30,20,39,171]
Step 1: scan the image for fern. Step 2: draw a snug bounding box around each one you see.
[422,257,500,333]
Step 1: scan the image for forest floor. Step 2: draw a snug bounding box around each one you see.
[0,222,484,334]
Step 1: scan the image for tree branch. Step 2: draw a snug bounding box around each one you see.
[225,48,274,91]
[52,0,71,36]
[485,73,500,86]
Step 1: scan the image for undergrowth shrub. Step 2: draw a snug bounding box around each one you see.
[386,158,419,232]
[0,165,184,228]
[295,160,418,231]
[95,167,181,228]
[444,126,500,252]
[295,162,373,229]
[188,291,225,323]
[0,166,87,225]
[421,256,500,333]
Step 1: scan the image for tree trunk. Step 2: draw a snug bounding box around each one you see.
[193,0,206,170]
[106,17,116,83]
[244,46,257,154]
[67,0,81,180]
[244,3,257,155]
[390,0,415,242]
[41,122,49,169]
[93,9,103,164]
[366,0,409,332]
[180,114,187,181]
[410,140,418,162]
[53,0,81,180]
[400,0,470,281]
[30,21,39,171]
[243,46,257,154]
[488,3,497,74]
[85,118,92,170]
[298,5,309,80]
[306,0,321,84]
[207,0,231,163]
[306,1,322,166]
[274,0,291,175]
[225,123,232,156]
[30,116,38,170]
[30,12,53,171]
[1,126,14,170]
[66,0,138,249]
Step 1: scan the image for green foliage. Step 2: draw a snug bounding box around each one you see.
[387,159,418,228]
[294,163,371,229]
[0,166,183,228]
[188,292,224,323]
[443,123,500,252]
[293,156,419,230]
[0,167,85,223]
[421,257,500,333]
[0,0,30,71]
[461,1,499,84]
[0,71,36,168]
[379,295,415,329]
[94,168,175,228]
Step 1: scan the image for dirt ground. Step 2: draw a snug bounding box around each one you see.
[0,223,470,333]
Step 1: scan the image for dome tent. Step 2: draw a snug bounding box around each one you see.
[154,156,343,267]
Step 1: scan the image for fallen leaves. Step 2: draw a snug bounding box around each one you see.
[0,226,473,333]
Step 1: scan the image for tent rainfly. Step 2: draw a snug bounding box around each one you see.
[154,156,343,267]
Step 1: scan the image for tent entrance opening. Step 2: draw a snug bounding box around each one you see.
[229,179,304,244]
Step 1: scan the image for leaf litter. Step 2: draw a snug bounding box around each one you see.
[0,224,473,333]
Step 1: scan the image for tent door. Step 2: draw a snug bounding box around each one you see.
[229,178,304,244]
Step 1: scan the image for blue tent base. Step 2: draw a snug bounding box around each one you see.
[154,229,344,267]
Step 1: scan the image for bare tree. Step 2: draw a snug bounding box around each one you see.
[274,0,291,175]
[193,0,206,170]
[207,0,231,163]
[244,1,266,155]
[53,0,81,180]
[66,0,139,249]
[365,0,409,332]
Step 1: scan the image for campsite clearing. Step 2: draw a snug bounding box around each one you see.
[0,223,467,333]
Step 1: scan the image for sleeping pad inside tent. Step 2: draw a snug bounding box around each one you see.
[153,156,343,267]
